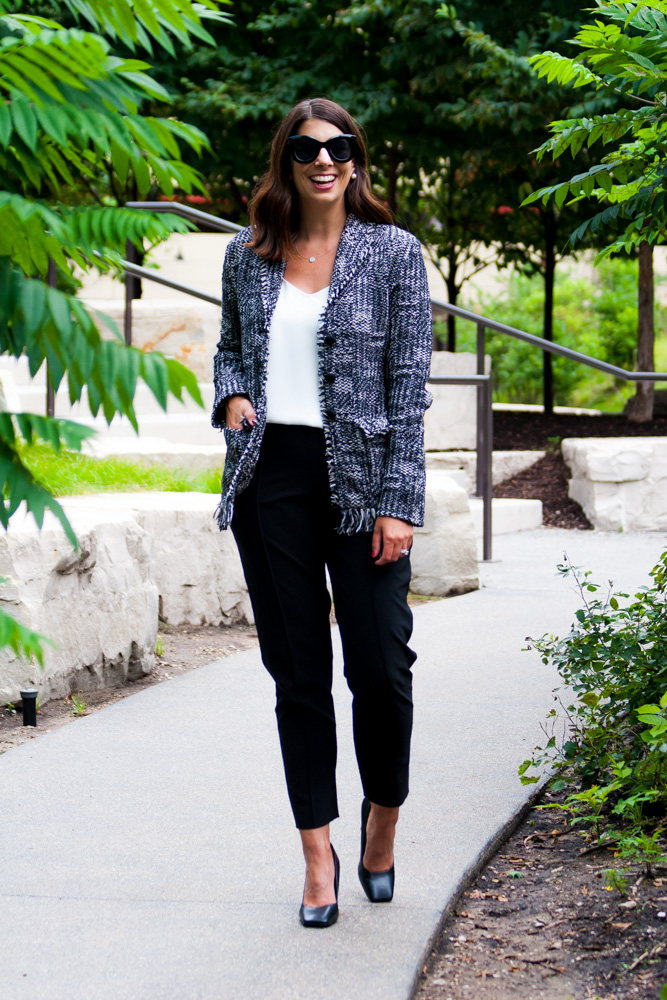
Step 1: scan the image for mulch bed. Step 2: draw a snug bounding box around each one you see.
[491,411,667,531]
[493,411,667,452]
[496,451,593,530]
[416,787,667,1000]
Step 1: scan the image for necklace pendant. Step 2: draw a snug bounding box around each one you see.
[309,256,316,263]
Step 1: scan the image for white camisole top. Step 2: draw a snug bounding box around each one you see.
[265,278,329,428]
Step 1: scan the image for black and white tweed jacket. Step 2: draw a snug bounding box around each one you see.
[211,213,433,534]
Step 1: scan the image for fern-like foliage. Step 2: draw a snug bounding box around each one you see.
[0,0,228,667]
[522,0,667,258]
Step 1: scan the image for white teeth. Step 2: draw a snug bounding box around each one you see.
[311,175,335,182]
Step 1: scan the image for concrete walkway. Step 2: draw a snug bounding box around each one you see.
[1,528,665,1000]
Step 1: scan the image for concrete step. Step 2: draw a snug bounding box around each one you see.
[83,436,226,470]
[493,402,602,416]
[69,412,224,446]
[0,355,40,386]
[426,450,545,491]
[469,497,543,535]
[3,374,215,418]
[431,468,468,491]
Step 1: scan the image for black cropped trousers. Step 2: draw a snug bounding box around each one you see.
[231,423,416,830]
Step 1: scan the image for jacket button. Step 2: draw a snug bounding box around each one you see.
[324,374,335,384]
[324,336,335,346]
[325,409,336,421]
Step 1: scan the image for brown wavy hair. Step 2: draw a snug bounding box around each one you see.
[246,98,394,261]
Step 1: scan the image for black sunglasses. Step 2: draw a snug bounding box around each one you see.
[287,133,358,164]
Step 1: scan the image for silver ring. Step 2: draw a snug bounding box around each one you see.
[400,548,410,557]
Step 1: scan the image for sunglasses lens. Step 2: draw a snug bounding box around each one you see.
[290,137,319,163]
[328,137,355,162]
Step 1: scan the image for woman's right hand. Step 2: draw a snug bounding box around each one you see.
[225,395,257,430]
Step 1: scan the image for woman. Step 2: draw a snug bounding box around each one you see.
[211,98,432,928]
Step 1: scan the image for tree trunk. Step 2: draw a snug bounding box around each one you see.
[446,267,458,352]
[124,176,143,299]
[626,241,655,423]
[542,212,556,416]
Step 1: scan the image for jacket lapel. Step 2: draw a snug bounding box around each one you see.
[255,214,375,325]
[327,215,376,307]
[258,255,287,332]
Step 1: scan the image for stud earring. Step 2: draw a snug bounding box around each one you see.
[352,171,357,179]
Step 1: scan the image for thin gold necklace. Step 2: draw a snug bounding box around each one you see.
[294,241,337,264]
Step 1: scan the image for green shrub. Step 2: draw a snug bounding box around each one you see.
[520,551,667,867]
[434,257,667,411]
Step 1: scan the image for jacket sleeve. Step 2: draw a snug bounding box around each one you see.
[376,235,433,526]
[211,237,249,430]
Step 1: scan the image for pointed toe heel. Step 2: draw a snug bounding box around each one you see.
[299,844,340,928]
[358,797,395,903]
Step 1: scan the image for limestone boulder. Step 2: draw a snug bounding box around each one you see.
[0,508,158,706]
[410,471,479,596]
[59,493,252,627]
[563,437,667,531]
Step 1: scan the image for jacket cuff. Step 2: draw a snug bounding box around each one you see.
[211,379,248,429]
[376,497,425,528]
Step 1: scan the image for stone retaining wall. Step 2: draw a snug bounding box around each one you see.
[1,478,479,706]
[0,508,158,706]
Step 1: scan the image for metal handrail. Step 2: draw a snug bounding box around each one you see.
[430,297,667,383]
[126,201,244,234]
[120,259,221,306]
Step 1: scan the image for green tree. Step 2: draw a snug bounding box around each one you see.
[400,147,508,351]
[437,4,612,409]
[523,0,667,421]
[154,1,585,213]
[0,0,229,662]
[154,0,598,381]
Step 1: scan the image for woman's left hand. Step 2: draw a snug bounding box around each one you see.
[371,516,413,566]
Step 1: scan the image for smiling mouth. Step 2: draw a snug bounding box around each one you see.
[309,174,337,188]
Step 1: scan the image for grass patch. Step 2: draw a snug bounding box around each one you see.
[407,591,445,606]
[15,442,223,497]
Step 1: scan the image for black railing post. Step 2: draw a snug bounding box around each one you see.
[476,323,486,498]
[482,376,493,561]
[46,260,57,418]
[124,238,141,347]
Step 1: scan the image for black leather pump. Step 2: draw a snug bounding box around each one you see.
[358,797,395,903]
[299,844,340,928]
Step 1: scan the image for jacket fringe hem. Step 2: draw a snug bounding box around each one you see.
[214,495,377,536]
[335,506,377,536]
[213,496,235,531]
